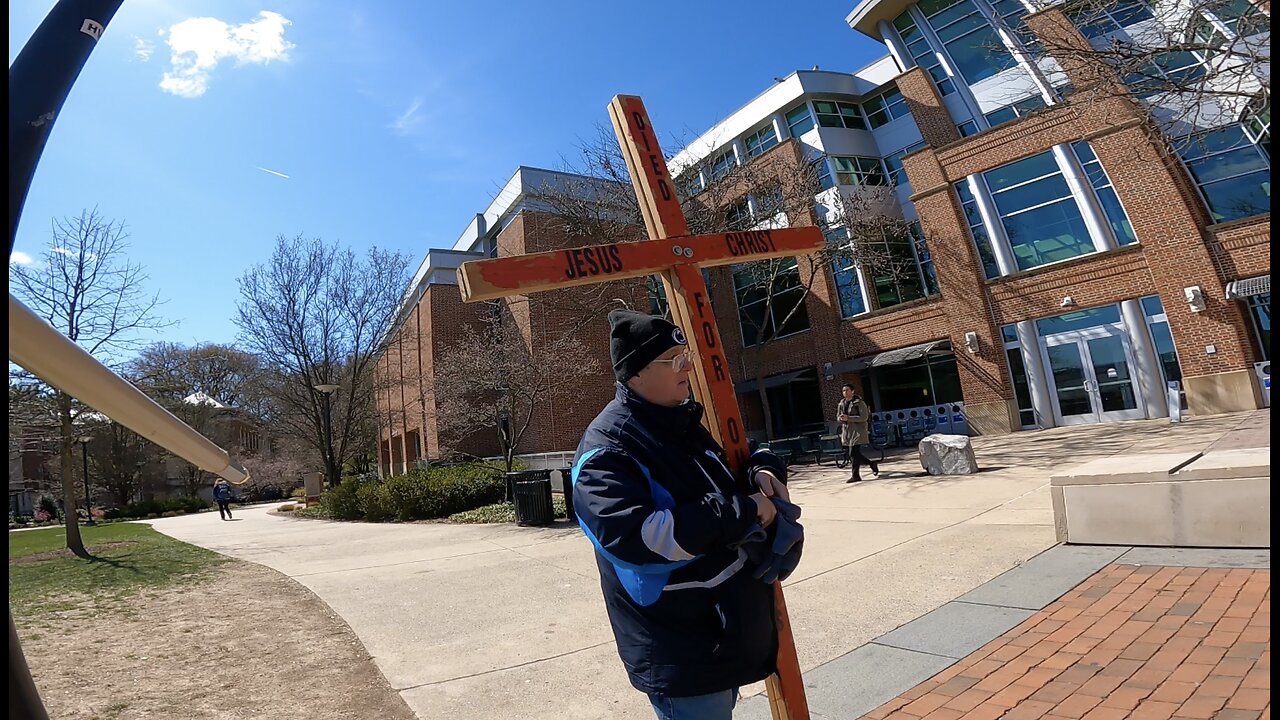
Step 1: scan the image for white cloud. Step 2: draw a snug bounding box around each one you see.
[391,97,424,135]
[159,11,293,98]
[134,37,155,61]
[9,251,34,266]
[50,247,76,257]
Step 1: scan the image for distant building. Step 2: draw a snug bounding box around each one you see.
[374,0,1269,475]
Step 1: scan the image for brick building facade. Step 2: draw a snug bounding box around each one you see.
[374,0,1270,475]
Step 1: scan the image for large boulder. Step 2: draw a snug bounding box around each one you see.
[919,434,978,476]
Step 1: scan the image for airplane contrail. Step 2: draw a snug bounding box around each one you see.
[256,166,290,179]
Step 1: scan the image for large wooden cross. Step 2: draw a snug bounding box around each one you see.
[457,95,820,720]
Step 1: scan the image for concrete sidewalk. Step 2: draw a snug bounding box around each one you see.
[148,409,1266,719]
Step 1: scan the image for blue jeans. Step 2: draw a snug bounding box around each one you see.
[648,688,737,720]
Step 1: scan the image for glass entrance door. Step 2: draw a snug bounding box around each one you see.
[1042,328,1145,425]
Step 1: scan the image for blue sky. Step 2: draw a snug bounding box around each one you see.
[9,1,886,348]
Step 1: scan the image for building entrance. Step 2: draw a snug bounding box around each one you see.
[1042,324,1145,425]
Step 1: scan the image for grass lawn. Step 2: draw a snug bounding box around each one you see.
[8,523,228,620]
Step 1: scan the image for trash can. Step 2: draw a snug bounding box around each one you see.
[552,468,577,525]
[508,470,554,527]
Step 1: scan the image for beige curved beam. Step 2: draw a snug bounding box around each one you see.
[8,293,249,484]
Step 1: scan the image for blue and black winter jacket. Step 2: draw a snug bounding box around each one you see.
[571,384,784,697]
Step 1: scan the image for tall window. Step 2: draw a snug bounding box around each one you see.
[1072,141,1137,245]
[785,104,815,137]
[983,150,1095,270]
[745,125,779,158]
[1247,294,1270,360]
[814,158,834,190]
[919,0,1018,84]
[813,100,867,130]
[1140,296,1184,384]
[1122,52,1208,99]
[830,251,869,319]
[954,180,1002,279]
[725,198,753,231]
[892,11,957,95]
[827,225,934,316]
[911,222,940,296]
[734,259,810,346]
[1001,324,1037,428]
[863,86,911,128]
[1176,101,1271,223]
[832,156,888,186]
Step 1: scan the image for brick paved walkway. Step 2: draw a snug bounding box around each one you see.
[863,565,1270,720]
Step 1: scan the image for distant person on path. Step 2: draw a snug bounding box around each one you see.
[571,309,803,720]
[213,479,234,520]
[837,383,879,483]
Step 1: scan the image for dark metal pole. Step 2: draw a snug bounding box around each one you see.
[81,442,95,526]
[9,0,124,250]
[9,4,124,717]
[322,391,338,487]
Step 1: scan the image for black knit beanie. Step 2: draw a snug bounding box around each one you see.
[608,309,688,382]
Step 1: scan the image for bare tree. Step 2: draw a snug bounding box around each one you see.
[537,125,931,438]
[433,299,603,469]
[9,209,170,556]
[235,235,410,487]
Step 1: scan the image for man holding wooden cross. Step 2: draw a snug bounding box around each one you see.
[568,309,804,719]
[456,95,821,719]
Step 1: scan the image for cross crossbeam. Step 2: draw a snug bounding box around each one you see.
[456,95,817,720]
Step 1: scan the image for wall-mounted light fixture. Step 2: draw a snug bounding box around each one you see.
[1060,296,1075,308]
[1185,286,1206,313]
[963,331,979,354]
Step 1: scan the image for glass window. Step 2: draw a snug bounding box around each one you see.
[911,222,940,296]
[1036,304,1122,335]
[1176,108,1271,223]
[813,100,867,130]
[863,86,910,128]
[957,120,979,137]
[1072,141,1137,245]
[868,232,928,309]
[883,142,926,186]
[1247,293,1270,360]
[893,10,957,96]
[763,368,826,437]
[1141,295,1184,383]
[984,150,1097,270]
[828,229,868,318]
[734,258,810,346]
[814,158,834,190]
[1001,324,1037,427]
[922,0,1018,85]
[954,180,1002,279]
[832,156,888,186]
[1069,0,1154,38]
[786,104,815,137]
[744,125,779,158]
[983,94,1048,127]
[710,149,738,181]
[1122,51,1208,99]
[726,198,752,230]
[677,171,704,198]
[1209,0,1266,35]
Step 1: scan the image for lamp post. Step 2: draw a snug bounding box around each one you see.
[313,383,340,488]
[77,436,95,526]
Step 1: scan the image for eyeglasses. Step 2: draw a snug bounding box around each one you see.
[651,350,695,372]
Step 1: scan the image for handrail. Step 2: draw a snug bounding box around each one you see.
[8,293,249,484]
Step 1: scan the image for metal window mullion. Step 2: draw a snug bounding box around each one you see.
[970,0,1058,105]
